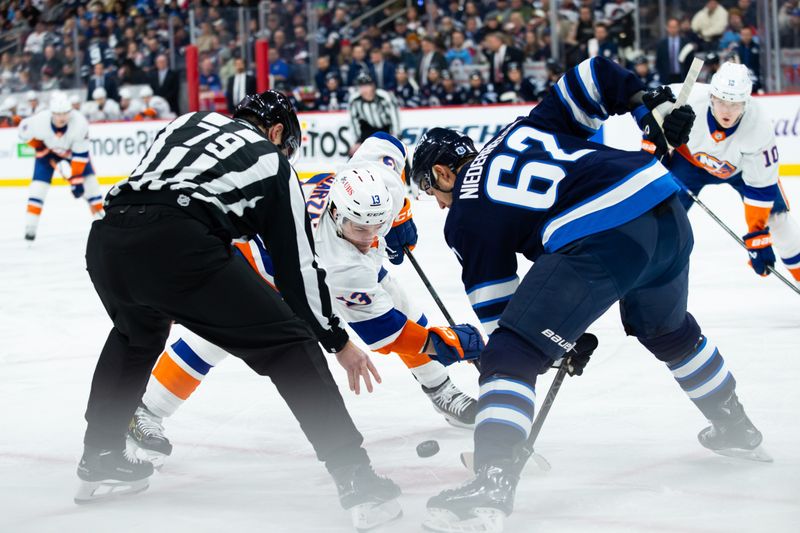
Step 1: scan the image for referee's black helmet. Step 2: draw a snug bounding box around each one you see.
[234,90,302,162]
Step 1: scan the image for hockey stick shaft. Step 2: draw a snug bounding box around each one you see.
[403,245,482,370]
[404,245,456,326]
[682,187,800,295]
[653,57,704,148]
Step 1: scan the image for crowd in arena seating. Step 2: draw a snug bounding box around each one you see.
[0,0,798,126]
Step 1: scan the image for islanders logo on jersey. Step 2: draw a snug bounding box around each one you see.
[690,152,738,179]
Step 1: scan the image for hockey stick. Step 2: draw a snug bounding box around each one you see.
[459,333,598,473]
[403,245,482,370]
[652,57,704,147]
[682,187,800,295]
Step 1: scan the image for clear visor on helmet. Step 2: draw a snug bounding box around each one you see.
[340,216,383,251]
[710,95,745,122]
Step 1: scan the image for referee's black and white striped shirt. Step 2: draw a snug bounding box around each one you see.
[348,89,400,143]
[107,111,348,352]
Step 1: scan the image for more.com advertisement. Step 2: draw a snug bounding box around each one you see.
[1,96,798,186]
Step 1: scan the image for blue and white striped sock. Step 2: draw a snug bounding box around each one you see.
[474,376,536,466]
[667,336,736,419]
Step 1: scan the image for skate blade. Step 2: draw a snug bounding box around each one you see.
[712,444,774,463]
[126,435,168,471]
[351,499,402,532]
[423,507,505,533]
[74,478,149,505]
[444,416,475,430]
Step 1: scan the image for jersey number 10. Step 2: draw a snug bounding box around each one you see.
[485,125,594,210]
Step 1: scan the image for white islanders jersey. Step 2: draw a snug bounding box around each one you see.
[18,109,91,158]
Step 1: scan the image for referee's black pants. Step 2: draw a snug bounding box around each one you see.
[84,204,368,472]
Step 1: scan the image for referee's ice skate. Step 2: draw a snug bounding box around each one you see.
[74,446,154,504]
[331,463,402,531]
[127,404,173,469]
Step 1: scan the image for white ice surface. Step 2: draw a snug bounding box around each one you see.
[0,181,798,533]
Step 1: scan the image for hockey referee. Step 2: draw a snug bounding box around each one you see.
[348,71,400,152]
[77,91,401,521]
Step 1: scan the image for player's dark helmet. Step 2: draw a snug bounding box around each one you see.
[411,127,477,193]
[233,90,302,162]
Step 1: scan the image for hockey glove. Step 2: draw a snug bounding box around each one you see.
[385,198,418,265]
[69,175,85,199]
[563,333,599,377]
[634,87,695,158]
[428,324,485,366]
[743,228,775,276]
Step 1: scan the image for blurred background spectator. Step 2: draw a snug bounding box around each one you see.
[0,0,796,126]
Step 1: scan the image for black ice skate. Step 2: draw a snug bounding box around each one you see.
[24,228,36,241]
[331,463,402,532]
[424,462,519,533]
[127,404,172,469]
[74,446,154,504]
[698,393,772,462]
[423,377,478,429]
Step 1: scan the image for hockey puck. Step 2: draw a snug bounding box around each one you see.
[416,440,440,458]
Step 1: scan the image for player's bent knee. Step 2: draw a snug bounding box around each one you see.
[479,327,552,384]
[638,313,701,363]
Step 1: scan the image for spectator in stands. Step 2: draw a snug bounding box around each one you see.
[780,8,800,47]
[587,22,619,62]
[87,62,119,103]
[316,71,348,111]
[498,62,537,103]
[446,30,473,67]
[15,69,34,94]
[734,27,761,91]
[535,59,564,100]
[225,57,255,112]
[565,5,595,67]
[435,69,465,106]
[632,56,660,90]
[346,44,372,87]
[24,21,47,55]
[393,64,420,108]
[196,21,216,54]
[40,66,59,90]
[691,0,729,50]
[656,17,695,84]
[198,57,222,93]
[719,10,744,52]
[41,45,63,79]
[464,71,498,105]
[148,53,179,116]
[484,32,524,88]
[417,36,448,87]
[420,66,442,106]
[314,55,338,92]
[401,34,422,75]
[680,15,704,50]
[268,47,290,85]
[738,0,758,28]
[369,47,396,91]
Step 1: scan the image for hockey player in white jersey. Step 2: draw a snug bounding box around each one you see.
[17,91,104,241]
[80,87,121,121]
[128,133,483,466]
[667,62,800,283]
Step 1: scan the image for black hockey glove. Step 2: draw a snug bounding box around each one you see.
[633,87,695,159]
[563,333,598,377]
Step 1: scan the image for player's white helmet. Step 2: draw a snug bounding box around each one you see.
[49,92,72,114]
[710,62,752,103]
[26,90,37,101]
[139,85,153,98]
[92,87,107,100]
[119,87,132,100]
[329,167,394,232]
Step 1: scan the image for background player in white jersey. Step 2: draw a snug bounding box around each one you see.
[80,87,121,121]
[17,91,103,241]
[128,133,484,464]
[666,62,800,283]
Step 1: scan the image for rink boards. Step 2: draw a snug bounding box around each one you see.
[0,94,799,186]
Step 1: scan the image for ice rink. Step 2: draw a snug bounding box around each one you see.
[1,180,798,533]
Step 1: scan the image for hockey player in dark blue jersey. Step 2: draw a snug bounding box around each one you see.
[411,56,771,533]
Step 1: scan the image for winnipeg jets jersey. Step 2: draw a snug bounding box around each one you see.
[18,109,91,158]
[445,57,678,334]
[236,133,429,354]
[671,83,779,230]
